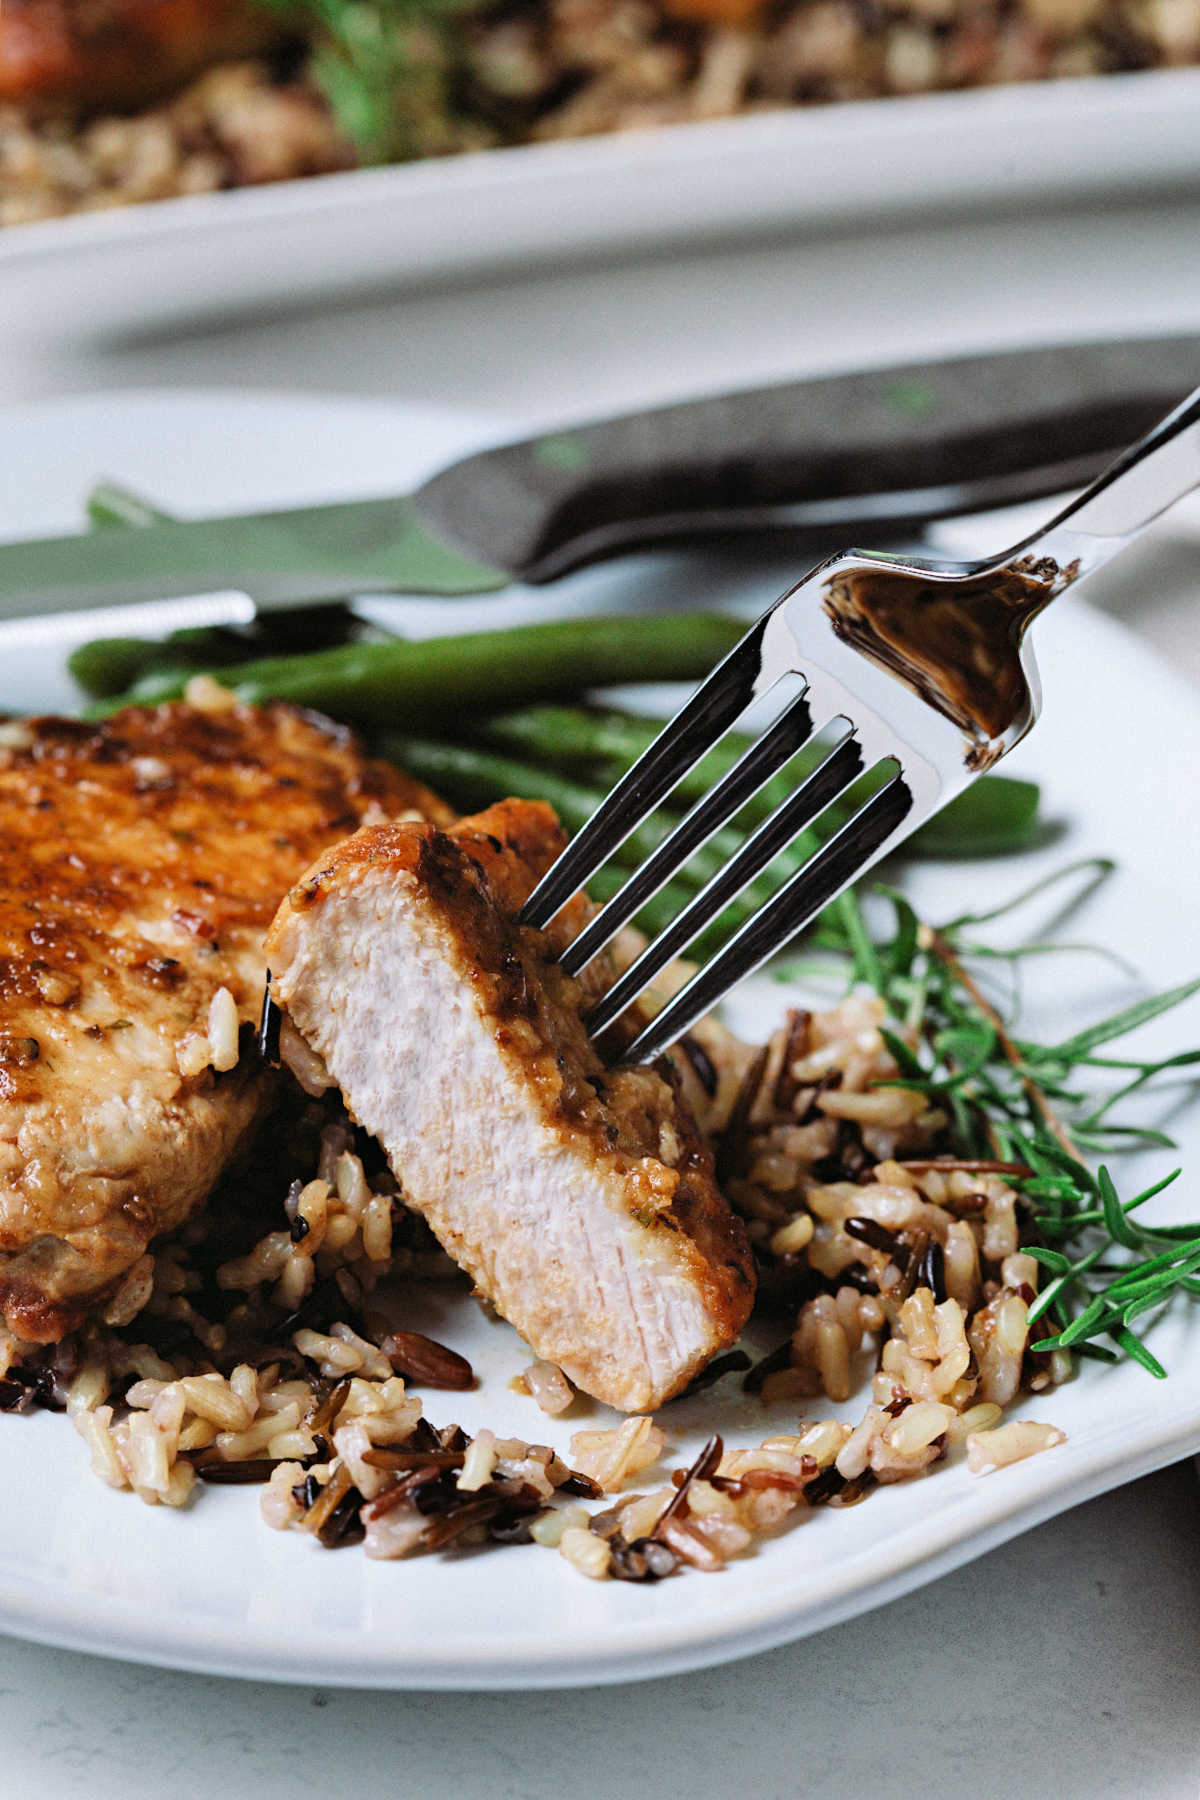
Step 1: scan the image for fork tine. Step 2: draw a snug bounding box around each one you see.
[559,688,816,978]
[520,614,771,931]
[586,729,865,1039]
[620,772,914,1065]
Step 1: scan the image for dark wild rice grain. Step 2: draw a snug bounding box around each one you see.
[678,1033,718,1097]
[917,1239,948,1304]
[845,1216,901,1254]
[193,1457,279,1485]
[680,1349,752,1396]
[386,1339,474,1389]
[742,1342,793,1393]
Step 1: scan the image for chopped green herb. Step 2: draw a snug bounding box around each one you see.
[261,0,485,164]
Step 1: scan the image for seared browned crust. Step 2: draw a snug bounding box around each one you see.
[267,802,755,1408]
[287,795,559,907]
[0,699,446,1343]
[0,0,281,115]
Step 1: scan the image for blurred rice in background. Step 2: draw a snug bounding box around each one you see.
[3,0,1199,224]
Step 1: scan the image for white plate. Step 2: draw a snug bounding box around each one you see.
[0,389,1197,1689]
[2,70,1200,343]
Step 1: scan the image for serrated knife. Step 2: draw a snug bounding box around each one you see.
[3,334,1199,619]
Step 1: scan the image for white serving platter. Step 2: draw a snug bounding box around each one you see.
[1,69,1199,342]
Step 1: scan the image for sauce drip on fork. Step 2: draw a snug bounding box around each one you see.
[822,555,1075,768]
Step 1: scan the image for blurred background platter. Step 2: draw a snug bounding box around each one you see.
[2,67,1199,341]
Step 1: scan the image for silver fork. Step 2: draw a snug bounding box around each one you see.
[521,383,1200,1065]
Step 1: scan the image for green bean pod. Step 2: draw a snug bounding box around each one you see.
[96,614,746,727]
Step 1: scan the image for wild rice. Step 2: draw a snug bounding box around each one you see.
[382,1331,475,1389]
[8,988,1068,1581]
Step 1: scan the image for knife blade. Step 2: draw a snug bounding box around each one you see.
[3,333,1198,621]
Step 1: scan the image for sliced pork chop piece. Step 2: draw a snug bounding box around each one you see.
[265,800,755,1413]
[0,697,447,1345]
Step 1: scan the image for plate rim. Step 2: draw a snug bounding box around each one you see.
[0,1389,1195,1688]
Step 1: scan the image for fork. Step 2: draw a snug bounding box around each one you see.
[521,382,1200,1066]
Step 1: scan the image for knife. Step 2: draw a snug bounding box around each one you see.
[3,334,1199,620]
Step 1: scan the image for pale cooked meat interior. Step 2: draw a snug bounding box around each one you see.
[265,799,755,1412]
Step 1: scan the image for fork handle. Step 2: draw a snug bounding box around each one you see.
[1015,382,1200,579]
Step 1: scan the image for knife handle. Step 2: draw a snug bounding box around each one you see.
[413,336,1200,582]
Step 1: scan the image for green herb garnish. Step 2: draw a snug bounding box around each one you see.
[792,874,1200,1375]
[264,0,483,164]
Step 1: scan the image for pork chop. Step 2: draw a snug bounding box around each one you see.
[265,800,755,1413]
[0,696,446,1344]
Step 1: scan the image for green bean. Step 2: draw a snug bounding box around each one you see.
[487,705,791,815]
[68,640,187,700]
[908,776,1041,858]
[477,703,1041,860]
[475,705,662,775]
[480,703,816,804]
[476,705,739,795]
[71,605,391,701]
[86,480,171,531]
[584,866,692,938]
[94,614,746,726]
[477,703,837,824]
[378,735,734,886]
[378,737,614,839]
[385,731,783,899]
[478,706,835,877]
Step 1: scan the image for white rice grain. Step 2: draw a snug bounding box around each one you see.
[967,1420,1066,1474]
[569,1416,666,1492]
[523,1360,575,1416]
[559,1526,611,1579]
[207,986,240,1072]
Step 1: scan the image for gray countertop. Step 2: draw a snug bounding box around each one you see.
[1,183,1198,1797]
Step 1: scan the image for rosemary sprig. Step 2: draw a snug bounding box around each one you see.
[793,871,1200,1375]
